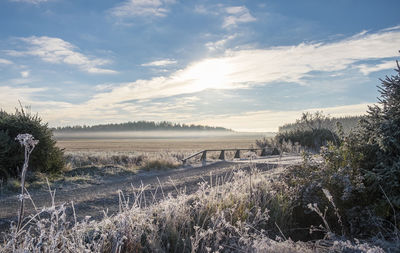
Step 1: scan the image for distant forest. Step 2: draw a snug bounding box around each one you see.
[278,115,364,134]
[53,121,231,132]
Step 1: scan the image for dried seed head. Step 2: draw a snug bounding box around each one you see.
[15,133,39,150]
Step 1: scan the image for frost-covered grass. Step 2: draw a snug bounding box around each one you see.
[64,151,186,171]
[0,167,386,252]
[1,151,185,194]
[62,150,264,171]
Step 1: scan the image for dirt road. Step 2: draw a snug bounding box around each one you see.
[0,155,301,233]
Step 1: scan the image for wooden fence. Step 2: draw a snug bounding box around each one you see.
[181,148,268,165]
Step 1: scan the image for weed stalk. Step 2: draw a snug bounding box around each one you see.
[15,133,38,232]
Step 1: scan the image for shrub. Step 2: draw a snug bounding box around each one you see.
[280,60,400,240]
[255,137,281,154]
[281,154,369,238]
[0,107,64,181]
[275,112,340,152]
[276,128,339,152]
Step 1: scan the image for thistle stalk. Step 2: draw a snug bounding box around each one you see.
[15,133,39,232]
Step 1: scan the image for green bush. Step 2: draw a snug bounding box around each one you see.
[0,108,64,181]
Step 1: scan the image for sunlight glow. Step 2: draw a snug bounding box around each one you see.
[178,58,232,90]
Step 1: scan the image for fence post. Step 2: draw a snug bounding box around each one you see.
[219,150,225,160]
[261,148,267,156]
[201,151,207,161]
[234,149,240,159]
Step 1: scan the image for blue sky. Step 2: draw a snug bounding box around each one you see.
[0,0,400,132]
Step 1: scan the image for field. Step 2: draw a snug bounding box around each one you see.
[55,132,270,153]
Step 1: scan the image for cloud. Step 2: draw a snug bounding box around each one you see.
[110,0,176,18]
[205,34,237,51]
[193,5,210,15]
[0,78,36,86]
[0,86,46,112]
[192,103,371,132]
[0,86,101,126]
[356,60,397,75]
[86,27,400,106]
[2,27,399,129]
[6,36,117,74]
[0,58,13,65]
[40,94,200,126]
[194,4,255,29]
[141,59,177,67]
[223,6,256,28]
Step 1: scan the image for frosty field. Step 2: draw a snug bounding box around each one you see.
[54,132,269,153]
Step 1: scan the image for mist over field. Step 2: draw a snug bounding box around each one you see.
[53,130,274,140]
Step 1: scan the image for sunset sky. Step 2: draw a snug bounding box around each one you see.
[1,0,400,132]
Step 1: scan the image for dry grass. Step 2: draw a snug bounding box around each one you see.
[63,150,186,170]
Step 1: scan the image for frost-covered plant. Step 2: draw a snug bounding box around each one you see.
[282,155,366,237]
[256,137,303,154]
[15,133,39,231]
[275,112,340,153]
[64,151,187,170]
[310,60,400,237]
[283,140,400,244]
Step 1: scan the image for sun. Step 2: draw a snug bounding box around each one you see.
[178,58,232,91]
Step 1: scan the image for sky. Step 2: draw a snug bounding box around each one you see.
[0,0,400,132]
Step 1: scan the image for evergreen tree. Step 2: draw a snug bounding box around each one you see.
[360,60,400,208]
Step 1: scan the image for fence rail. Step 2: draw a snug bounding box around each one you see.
[182,148,269,165]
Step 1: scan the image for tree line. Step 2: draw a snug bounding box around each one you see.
[278,114,363,134]
[53,121,231,132]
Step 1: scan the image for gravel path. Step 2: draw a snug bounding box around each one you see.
[0,155,301,233]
